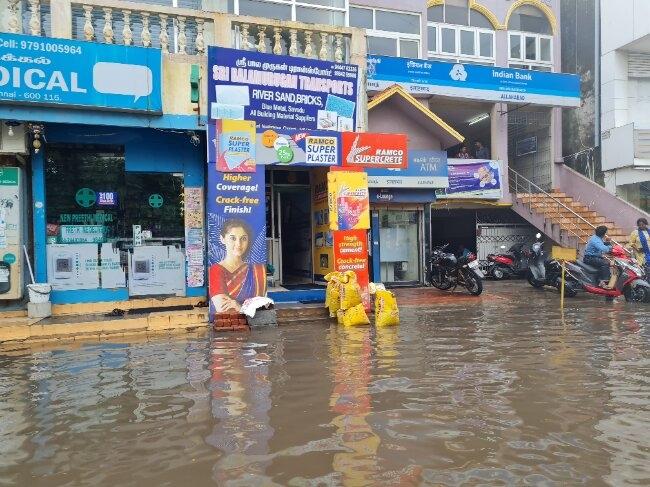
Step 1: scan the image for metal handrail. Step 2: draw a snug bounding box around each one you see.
[508,166,597,247]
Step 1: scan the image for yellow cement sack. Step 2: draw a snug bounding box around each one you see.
[328,285,341,318]
[324,272,343,309]
[339,279,362,311]
[375,289,399,326]
[342,303,370,327]
[336,308,345,325]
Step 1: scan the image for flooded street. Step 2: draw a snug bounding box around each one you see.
[1,282,649,486]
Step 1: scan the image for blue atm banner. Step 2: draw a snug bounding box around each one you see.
[367,55,580,107]
[0,33,162,112]
[208,47,359,131]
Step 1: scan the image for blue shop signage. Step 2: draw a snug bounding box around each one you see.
[366,150,448,188]
[370,188,436,203]
[367,55,580,107]
[0,33,162,112]
[208,47,359,131]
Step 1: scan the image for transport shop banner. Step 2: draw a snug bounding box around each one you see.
[436,159,503,199]
[257,129,340,166]
[312,168,334,278]
[341,133,408,169]
[207,167,267,317]
[327,171,370,231]
[207,119,256,172]
[366,150,447,188]
[367,55,581,107]
[208,47,359,131]
[333,229,370,309]
[0,33,162,112]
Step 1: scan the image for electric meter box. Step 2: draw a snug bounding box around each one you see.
[0,167,24,300]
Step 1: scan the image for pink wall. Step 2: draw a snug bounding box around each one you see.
[368,103,442,150]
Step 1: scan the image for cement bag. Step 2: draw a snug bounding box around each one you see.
[375,289,399,326]
[368,282,386,295]
[328,284,341,318]
[336,308,345,325]
[342,303,370,327]
[339,277,362,311]
[325,271,343,309]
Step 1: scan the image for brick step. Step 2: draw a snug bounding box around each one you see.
[276,305,329,319]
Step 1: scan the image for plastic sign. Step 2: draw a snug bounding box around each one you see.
[256,129,340,166]
[552,246,577,262]
[341,132,408,169]
[0,33,162,112]
[209,119,256,172]
[367,150,448,188]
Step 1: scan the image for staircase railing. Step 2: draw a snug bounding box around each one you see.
[508,166,597,249]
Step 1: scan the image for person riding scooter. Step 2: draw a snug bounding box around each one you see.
[583,226,614,289]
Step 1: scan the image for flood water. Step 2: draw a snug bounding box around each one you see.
[1,283,650,486]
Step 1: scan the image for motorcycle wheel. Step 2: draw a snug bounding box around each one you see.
[624,284,650,303]
[555,279,577,297]
[429,268,454,290]
[464,270,483,296]
[526,270,544,289]
[491,266,507,280]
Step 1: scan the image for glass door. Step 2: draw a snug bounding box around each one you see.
[378,209,421,284]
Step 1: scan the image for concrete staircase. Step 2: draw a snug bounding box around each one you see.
[513,190,629,252]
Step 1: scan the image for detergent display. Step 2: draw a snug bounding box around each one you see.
[327,171,370,231]
[208,119,256,172]
[207,167,267,317]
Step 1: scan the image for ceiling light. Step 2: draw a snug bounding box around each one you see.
[4,120,20,137]
[467,113,490,126]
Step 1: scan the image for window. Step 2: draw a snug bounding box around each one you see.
[234,0,346,25]
[426,2,495,65]
[349,6,421,57]
[508,31,553,70]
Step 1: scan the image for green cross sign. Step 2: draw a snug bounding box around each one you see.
[149,194,164,208]
[75,188,96,208]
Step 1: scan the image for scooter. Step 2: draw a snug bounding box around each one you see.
[486,242,529,280]
[564,245,650,302]
[527,233,578,296]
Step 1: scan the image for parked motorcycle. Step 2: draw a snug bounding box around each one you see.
[486,242,530,280]
[428,244,484,296]
[527,233,578,297]
[565,245,650,302]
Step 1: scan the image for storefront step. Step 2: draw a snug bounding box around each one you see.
[50,296,207,317]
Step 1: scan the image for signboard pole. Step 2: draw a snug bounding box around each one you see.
[560,260,566,310]
[551,246,577,311]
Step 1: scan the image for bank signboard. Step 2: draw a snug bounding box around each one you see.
[341,132,408,169]
[208,47,359,131]
[367,55,580,107]
[0,33,162,112]
[366,150,447,188]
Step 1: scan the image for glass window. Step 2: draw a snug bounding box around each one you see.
[296,7,344,25]
[427,5,443,22]
[445,4,468,26]
[460,29,475,56]
[540,36,551,62]
[469,10,492,29]
[508,5,551,35]
[238,0,291,20]
[368,36,397,56]
[375,10,419,35]
[349,6,373,29]
[525,35,537,60]
[400,39,419,58]
[479,31,493,58]
[509,33,521,59]
[379,210,420,283]
[441,27,456,54]
[298,0,345,8]
[427,25,437,52]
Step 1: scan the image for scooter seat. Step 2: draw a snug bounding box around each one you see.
[576,261,599,275]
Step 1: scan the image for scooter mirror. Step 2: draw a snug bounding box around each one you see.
[536,233,542,239]
[500,245,506,249]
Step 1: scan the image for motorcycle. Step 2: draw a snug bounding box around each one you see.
[486,242,530,280]
[527,233,578,296]
[564,245,650,302]
[427,244,484,296]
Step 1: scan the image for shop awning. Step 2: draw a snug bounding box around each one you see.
[368,85,464,149]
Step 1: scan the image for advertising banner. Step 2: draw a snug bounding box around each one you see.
[327,171,370,231]
[207,167,266,317]
[366,150,447,188]
[436,159,503,199]
[257,129,340,166]
[312,168,333,278]
[208,47,359,131]
[207,119,256,172]
[128,246,186,296]
[46,243,99,291]
[367,55,581,107]
[184,187,205,288]
[370,188,436,203]
[341,133,408,169]
[0,33,162,112]
[100,243,126,289]
[333,229,370,309]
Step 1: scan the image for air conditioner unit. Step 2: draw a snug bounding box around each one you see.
[0,121,28,154]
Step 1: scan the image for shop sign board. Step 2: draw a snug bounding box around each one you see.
[333,229,370,309]
[59,225,105,244]
[207,167,266,318]
[436,159,503,199]
[128,245,186,296]
[208,47,359,131]
[208,119,256,172]
[327,171,370,231]
[370,188,436,203]
[341,133,408,169]
[256,129,340,166]
[366,150,447,188]
[0,33,162,112]
[46,243,100,290]
[96,191,118,207]
[367,55,581,107]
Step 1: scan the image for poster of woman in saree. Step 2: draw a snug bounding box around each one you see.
[209,219,266,313]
